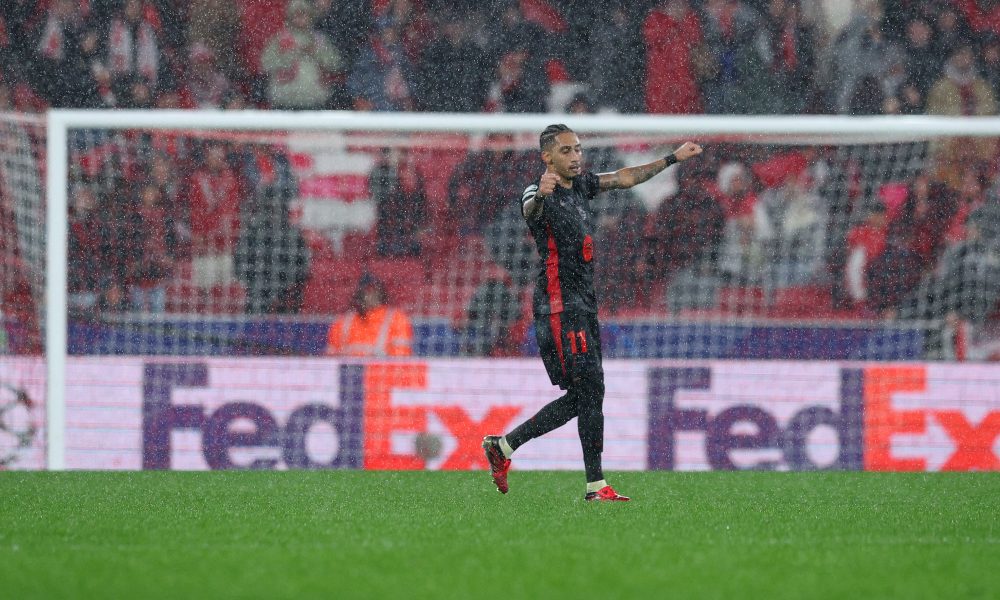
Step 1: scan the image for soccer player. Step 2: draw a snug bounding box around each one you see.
[483,124,702,501]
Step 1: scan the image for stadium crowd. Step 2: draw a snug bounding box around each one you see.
[3,0,1000,116]
[3,0,1000,358]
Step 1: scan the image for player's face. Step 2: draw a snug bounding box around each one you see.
[544,132,583,180]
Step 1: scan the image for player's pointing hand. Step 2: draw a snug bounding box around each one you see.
[672,142,703,162]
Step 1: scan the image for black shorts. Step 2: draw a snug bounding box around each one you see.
[535,311,603,389]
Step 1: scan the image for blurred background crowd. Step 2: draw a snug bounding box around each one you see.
[2,0,999,116]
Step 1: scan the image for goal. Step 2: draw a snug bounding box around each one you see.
[3,110,1000,471]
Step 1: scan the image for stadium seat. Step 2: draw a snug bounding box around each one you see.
[769,285,834,319]
[365,257,427,307]
[302,259,363,316]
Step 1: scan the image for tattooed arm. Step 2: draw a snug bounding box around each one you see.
[598,141,703,191]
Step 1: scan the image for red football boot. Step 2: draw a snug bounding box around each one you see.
[584,485,630,502]
[482,435,511,494]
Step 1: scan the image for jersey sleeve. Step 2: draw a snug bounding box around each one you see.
[579,171,601,199]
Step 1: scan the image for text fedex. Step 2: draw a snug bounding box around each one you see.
[646,365,999,471]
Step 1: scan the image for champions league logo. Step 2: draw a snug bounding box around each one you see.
[0,382,36,468]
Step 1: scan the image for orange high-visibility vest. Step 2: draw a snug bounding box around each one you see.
[326,305,413,357]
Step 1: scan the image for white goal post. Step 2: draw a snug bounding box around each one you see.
[42,110,1000,470]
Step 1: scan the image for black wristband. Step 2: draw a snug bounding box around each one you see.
[663,153,679,167]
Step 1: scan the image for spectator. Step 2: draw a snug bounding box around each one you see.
[700,0,779,114]
[414,15,490,112]
[150,151,190,254]
[313,0,372,109]
[760,0,817,114]
[754,160,829,287]
[830,3,904,114]
[314,0,372,75]
[127,183,174,313]
[483,41,548,113]
[186,142,241,289]
[461,278,522,357]
[67,186,106,313]
[935,3,973,60]
[926,44,998,187]
[45,24,117,109]
[262,0,342,110]
[326,273,413,357]
[235,188,310,314]
[185,0,240,79]
[487,1,548,66]
[179,43,230,109]
[30,0,92,107]
[370,149,425,257]
[891,173,954,269]
[715,161,760,282]
[844,202,888,309]
[645,163,725,283]
[105,0,163,98]
[900,16,941,100]
[371,0,434,61]
[643,0,703,114]
[866,230,924,316]
[927,44,997,117]
[348,26,414,111]
[590,1,644,113]
[483,4,549,113]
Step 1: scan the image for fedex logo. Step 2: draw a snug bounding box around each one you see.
[142,363,362,470]
[864,366,1000,471]
[646,367,863,471]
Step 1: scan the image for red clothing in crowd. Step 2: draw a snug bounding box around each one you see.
[187,166,241,252]
[643,6,703,114]
[717,188,758,220]
[956,0,1000,34]
[847,223,887,262]
[130,204,172,288]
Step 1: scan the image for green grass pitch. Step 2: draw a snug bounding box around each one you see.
[1,471,997,599]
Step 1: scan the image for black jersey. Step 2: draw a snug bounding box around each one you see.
[523,171,601,316]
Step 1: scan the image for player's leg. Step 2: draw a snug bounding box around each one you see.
[575,313,628,502]
[483,312,575,493]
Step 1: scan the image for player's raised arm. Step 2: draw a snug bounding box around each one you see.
[598,141,703,191]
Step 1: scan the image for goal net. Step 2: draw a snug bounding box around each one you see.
[4,111,1000,471]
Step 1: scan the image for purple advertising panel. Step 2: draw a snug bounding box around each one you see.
[0,358,996,471]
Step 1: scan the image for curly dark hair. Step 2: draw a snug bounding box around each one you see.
[539,124,573,151]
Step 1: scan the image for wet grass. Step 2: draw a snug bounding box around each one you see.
[1,471,998,599]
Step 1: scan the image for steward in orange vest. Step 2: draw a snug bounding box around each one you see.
[326,273,413,357]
